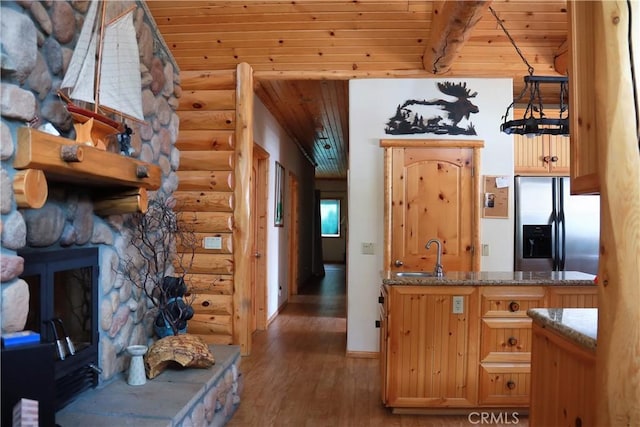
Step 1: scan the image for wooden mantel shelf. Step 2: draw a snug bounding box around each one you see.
[14,127,162,190]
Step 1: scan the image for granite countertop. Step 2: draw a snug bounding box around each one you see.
[527,308,597,352]
[382,270,596,286]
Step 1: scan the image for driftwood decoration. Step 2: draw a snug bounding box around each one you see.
[144,334,215,379]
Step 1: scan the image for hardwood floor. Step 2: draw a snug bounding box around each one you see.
[227,264,528,426]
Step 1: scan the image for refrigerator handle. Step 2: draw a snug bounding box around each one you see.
[558,180,566,270]
[551,178,559,271]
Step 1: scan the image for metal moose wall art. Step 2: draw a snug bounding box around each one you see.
[385,81,479,136]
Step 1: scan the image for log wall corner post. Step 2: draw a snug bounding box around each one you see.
[589,1,640,425]
[423,1,492,74]
[233,62,255,356]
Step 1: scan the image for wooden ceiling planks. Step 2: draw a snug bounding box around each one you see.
[312,80,349,178]
[146,0,568,178]
[148,1,433,15]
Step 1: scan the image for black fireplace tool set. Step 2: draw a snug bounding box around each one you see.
[46,318,76,360]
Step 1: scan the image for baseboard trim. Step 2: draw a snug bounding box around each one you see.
[267,301,288,326]
[345,351,379,359]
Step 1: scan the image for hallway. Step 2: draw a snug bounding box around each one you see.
[227,265,525,426]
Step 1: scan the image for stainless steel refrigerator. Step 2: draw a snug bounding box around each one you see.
[514,176,600,274]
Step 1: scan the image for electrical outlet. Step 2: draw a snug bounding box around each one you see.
[452,296,464,314]
[361,242,375,255]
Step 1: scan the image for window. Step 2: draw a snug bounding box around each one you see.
[320,199,340,237]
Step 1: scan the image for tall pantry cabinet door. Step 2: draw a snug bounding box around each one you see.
[390,147,475,271]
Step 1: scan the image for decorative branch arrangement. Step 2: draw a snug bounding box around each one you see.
[122,194,197,337]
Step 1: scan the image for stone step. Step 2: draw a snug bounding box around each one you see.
[56,345,242,427]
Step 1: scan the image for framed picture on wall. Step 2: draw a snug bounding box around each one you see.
[274,161,284,226]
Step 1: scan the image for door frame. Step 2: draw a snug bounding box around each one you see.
[252,143,269,330]
[288,172,300,296]
[380,139,483,272]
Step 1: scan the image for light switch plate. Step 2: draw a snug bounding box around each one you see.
[452,296,464,314]
[203,236,223,250]
[361,242,375,255]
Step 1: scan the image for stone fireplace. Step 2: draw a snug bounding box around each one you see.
[19,247,100,410]
[1,0,181,401]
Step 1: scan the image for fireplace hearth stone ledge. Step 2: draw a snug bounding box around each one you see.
[55,345,241,427]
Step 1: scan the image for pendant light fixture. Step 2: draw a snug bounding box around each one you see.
[490,7,570,137]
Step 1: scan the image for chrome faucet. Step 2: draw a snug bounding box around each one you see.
[425,238,444,277]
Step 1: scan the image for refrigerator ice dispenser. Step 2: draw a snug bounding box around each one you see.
[522,225,552,259]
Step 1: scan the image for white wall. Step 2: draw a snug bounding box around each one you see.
[347,78,514,353]
[253,96,315,319]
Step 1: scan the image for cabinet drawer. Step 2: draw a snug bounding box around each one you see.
[481,287,545,317]
[479,363,530,406]
[481,318,532,361]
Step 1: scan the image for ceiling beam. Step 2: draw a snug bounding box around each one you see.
[423,1,493,74]
[553,39,569,75]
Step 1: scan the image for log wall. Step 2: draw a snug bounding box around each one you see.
[175,70,238,345]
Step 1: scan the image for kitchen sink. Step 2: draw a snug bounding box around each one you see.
[394,272,436,278]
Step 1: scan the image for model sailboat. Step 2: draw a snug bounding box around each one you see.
[59,1,144,150]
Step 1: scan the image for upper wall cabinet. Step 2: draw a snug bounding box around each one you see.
[514,134,570,176]
[567,2,600,195]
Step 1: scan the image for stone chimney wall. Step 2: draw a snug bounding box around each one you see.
[0,1,181,381]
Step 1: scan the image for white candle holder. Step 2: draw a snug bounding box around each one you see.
[126,345,148,386]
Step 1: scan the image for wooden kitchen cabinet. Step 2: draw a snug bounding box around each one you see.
[477,285,598,406]
[380,283,598,411]
[478,286,545,406]
[567,2,600,195]
[546,286,598,308]
[379,285,389,404]
[514,133,570,176]
[383,285,479,408]
[530,320,595,426]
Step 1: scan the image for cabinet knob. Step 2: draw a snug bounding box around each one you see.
[508,301,520,312]
[394,260,404,267]
[551,156,559,162]
[506,380,517,390]
[507,337,518,347]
